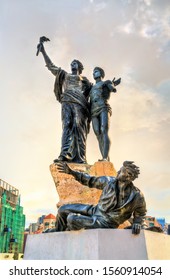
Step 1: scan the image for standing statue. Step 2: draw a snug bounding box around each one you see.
[37,37,91,163]
[90,67,121,161]
[48,161,146,235]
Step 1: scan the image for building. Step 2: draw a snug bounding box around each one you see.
[29,223,39,234]
[37,215,46,225]
[144,216,162,229]
[156,218,165,228]
[0,179,19,208]
[162,223,170,235]
[28,213,56,234]
[43,214,56,231]
[0,179,25,256]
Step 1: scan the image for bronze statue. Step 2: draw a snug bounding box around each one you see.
[90,67,121,161]
[37,37,91,163]
[49,161,146,234]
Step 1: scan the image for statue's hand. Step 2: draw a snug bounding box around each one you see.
[56,162,71,174]
[103,80,116,93]
[37,42,44,53]
[132,223,141,235]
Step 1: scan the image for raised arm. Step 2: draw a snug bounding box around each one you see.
[37,37,59,76]
[56,162,109,190]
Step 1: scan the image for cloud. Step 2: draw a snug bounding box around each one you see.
[94,2,107,12]
[116,0,170,53]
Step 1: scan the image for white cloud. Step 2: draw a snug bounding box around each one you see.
[143,0,152,6]
[94,2,107,12]
[118,21,135,34]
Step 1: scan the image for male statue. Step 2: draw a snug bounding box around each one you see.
[90,67,121,161]
[37,37,91,163]
[50,160,146,235]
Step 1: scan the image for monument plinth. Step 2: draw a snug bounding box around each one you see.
[24,229,170,260]
[50,161,117,207]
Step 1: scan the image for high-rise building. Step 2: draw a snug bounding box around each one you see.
[0,179,25,255]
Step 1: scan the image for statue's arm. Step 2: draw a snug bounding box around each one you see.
[81,77,93,98]
[104,80,117,93]
[102,77,121,97]
[73,173,108,190]
[102,80,116,100]
[132,195,147,234]
[38,43,59,76]
[56,162,108,189]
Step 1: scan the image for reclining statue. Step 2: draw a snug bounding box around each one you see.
[48,160,147,235]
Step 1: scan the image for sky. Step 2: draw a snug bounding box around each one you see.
[0,0,170,227]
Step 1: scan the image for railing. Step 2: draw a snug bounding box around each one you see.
[0,179,19,196]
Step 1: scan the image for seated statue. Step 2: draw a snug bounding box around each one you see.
[49,161,147,235]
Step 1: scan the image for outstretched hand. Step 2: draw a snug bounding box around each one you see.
[55,162,71,174]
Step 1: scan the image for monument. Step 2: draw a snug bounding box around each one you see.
[23,38,170,260]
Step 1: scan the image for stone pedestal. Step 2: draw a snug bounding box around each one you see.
[50,161,117,207]
[24,229,170,260]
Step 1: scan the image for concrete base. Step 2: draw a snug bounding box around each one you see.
[24,229,170,260]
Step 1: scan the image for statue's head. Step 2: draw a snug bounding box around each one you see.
[117,161,140,182]
[71,59,84,74]
[93,67,105,79]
